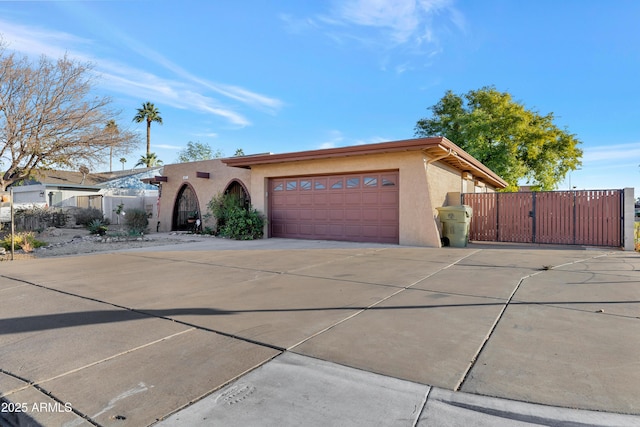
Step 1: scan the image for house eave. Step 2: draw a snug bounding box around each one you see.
[222,137,508,189]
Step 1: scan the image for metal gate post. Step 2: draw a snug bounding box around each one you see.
[496,192,500,241]
[573,191,577,245]
[531,192,536,243]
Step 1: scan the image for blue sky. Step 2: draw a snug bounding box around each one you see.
[1,0,639,194]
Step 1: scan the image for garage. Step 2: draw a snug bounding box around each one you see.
[269,171,399,243]
[222,137,508,247]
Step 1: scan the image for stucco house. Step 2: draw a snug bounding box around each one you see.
[153,159,251,232]
[154,137,506,247]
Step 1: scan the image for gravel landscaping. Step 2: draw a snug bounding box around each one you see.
[1,227,200,259]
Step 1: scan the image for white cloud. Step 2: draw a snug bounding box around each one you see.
[0,18,282,127]
[329,0,463,49]
[316,131,389,149]
[316,130,345,149]
[582,142,640,163]
[155,144,184,150]
[193,132,219,139]
[283,0,464,72]
[0,20,90,59]
[352,136,389,145]
[335,0,422,44]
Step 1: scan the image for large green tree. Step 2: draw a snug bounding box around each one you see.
[176,141,222,163]
[415,86,582,191]
[133,101,162,156]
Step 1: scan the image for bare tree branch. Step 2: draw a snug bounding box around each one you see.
[0,44,141,190]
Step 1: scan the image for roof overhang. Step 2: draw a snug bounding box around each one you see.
[222,137,507,189]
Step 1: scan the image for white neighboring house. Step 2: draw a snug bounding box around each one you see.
[0,185,49,222]
[1,168,161,225]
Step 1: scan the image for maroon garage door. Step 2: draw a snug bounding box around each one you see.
[270,171,399,243]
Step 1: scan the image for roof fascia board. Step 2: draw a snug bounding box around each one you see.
[222,137,507,188]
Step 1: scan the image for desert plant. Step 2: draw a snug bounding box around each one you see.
[75,207,107,226]
[87,219,109,235]
[124,208,149,235]
[1,231,46,251]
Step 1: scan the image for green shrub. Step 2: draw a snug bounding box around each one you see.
[75,207,107,226]
[218,205,265,240]
[124,208,149,235]
[207,193,241,231]
[1,232,46,252]
[207,193,265,240]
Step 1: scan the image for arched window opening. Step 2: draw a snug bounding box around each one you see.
[172,184,200,231]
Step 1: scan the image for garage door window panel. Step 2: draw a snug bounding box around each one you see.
[381,174,397,186]
[300,180,312,190]
[364,177,378,187]
[346,177,360,188]
[330,178,343,189]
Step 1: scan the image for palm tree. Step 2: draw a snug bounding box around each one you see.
[133,102,163,156]
[105,120,118,172]
[120,157,127,170]
[135,152,163,168]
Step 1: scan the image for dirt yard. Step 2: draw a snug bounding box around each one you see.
[0,227,199,260]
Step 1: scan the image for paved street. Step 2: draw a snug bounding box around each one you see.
[1,238,639,426]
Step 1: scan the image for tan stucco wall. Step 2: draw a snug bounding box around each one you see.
[157,160,251,232]
[248,151,469,247]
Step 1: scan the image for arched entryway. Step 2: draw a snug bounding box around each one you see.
[224,179,250,209]
[172,184,200,231]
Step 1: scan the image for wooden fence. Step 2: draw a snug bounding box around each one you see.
[462,190,623,247]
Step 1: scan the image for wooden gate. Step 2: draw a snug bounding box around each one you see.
[462,190,623,247]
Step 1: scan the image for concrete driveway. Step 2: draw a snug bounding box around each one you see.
[1,238,639,426]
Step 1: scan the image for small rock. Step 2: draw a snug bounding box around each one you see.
[596,309,605,313]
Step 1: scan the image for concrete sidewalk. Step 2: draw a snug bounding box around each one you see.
[1,238,639,426]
